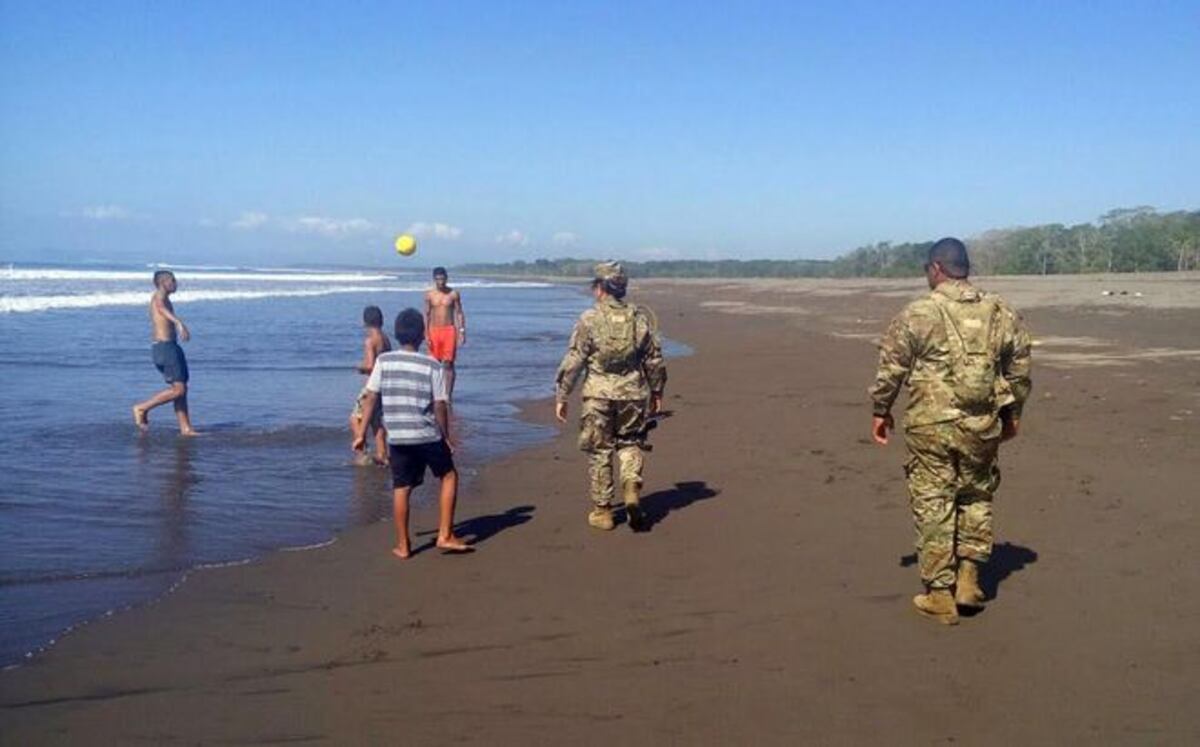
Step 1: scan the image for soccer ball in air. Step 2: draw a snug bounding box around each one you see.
[394,234,417,256]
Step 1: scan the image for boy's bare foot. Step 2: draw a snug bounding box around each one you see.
[179,429,201,437]
[436,536,473,553]
[132,406,149,430]
[391,547,412,559]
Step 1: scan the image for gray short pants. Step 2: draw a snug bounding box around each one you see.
[352,386,384,431]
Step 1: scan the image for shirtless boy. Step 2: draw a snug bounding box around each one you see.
[423,267,467,400]
[133,270,198,435]
[351,305,392,465]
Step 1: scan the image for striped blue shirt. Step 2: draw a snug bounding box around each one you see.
[365,350,448,445]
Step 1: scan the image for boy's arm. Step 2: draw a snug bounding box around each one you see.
[153,295,190,341]
[353,362,383,450]
[455,291,466,345]
[355,337,378,374]
[352,391,379,450]
[423,292,434,345]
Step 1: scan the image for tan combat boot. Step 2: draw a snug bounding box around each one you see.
[955,559,986,609]
[588,507,615,531]
[622,482,646,532]
[913,589,960,625]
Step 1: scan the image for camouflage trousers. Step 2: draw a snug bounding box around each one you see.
[904,422,1001,589]
[578,398,646,508]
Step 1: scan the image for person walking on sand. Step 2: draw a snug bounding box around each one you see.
[555,261,667,532]
[350,305,392,465]
[423,267,466,401]
[353,308,471,558]
[870,237,1032,625]
[133,270,198,436]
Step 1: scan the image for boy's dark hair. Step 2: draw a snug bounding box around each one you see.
[432,266,448,278]
[362,305,383,328]
[928,237,970,278]
[153,270,175,288]
[394,308,426,347]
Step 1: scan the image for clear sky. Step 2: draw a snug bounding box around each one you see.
[1,1,1197,266]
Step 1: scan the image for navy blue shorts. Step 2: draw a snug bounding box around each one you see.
[389,440,454,489]
[152,341,189,384]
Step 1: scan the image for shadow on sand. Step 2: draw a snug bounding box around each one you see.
[899,541,1039,610]
[620,481,720,532]
[414,505,536,554]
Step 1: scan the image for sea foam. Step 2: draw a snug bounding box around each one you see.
[0,280,553,313]
[4,268,399,283]
[0,286,409,313]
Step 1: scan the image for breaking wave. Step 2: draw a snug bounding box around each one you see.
[4,268,399,283]
[1,285,410,313]
[1,280,553,313]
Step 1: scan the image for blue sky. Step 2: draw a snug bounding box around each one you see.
[1,1,1197,266]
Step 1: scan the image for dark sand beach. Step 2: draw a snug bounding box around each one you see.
[2,275,1198,745]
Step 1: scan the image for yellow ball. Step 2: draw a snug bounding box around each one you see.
[394,233,417,256]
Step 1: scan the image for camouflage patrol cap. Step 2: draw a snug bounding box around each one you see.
[593,261,627,285]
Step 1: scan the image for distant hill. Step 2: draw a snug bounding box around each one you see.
[460,207,1200,279]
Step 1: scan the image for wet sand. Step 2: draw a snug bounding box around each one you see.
[2,274,1198,745]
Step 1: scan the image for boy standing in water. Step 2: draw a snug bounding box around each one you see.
[423,267,466,401]
[351,305,392,465]
[353,308,472,558]
[133,270,198,436]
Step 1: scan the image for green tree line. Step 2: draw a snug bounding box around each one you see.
[459,207,1200,278]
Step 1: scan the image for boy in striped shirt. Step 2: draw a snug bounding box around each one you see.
[353,308,472,558]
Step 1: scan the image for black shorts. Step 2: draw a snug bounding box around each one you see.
[389,440,455,489]
[151,341,189,384]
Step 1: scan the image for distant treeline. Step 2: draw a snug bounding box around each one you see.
[460,207,1200,279]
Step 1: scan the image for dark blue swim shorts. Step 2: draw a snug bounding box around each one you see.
[151,341,189,384]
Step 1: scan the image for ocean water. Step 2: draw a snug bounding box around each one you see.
[0,263,638,666]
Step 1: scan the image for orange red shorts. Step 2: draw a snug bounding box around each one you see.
[427,325,458,363]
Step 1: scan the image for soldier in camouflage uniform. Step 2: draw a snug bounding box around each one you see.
[869,238,1032,625]
[555,262,667,531]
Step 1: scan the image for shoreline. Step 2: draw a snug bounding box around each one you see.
[3,276,1198,744]
[1,392,565,671]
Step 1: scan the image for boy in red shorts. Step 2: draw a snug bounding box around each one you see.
[423,267,466,401]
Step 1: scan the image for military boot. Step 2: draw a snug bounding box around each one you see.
[622,482,646,532]
[955,559,986,609]
[588,507,615,531]
[912,589,960,625]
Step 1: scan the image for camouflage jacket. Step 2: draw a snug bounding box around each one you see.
[869,279,1032,433]
[555,297,667,402]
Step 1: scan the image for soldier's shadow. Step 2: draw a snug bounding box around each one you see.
[899,541,1038,612]
[621,481,720,533]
